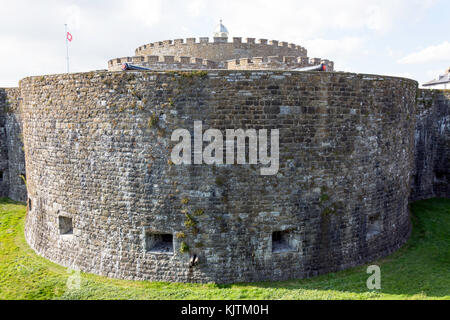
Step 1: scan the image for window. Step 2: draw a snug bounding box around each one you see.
[367,214,382,239]
[0,171,3,182]
[58,216,73,235]
[435,171,445,180]
[145,232,173,254]
[28,198,32,211]
[272,230,295,253]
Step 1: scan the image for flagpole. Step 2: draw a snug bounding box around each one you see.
[65,24,69,73]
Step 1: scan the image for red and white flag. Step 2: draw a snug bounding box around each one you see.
[67,32,73,42]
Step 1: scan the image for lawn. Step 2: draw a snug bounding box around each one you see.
[0,197,449,300]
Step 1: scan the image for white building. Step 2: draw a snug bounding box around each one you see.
[422,67,450,89]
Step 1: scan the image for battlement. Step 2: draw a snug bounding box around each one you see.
[225,56,334,71]
[107,55,218,71]
[134,37,307,63]
[136,37,306,49]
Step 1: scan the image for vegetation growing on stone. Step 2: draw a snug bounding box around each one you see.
[148,114,159,128]
[19,174,26,186]
[215,177,224,186]
[320,193,330,203]
[179,241,189,254]
[184,213,197,228]
[180,71,208,78]
[193,209,204,216]
[175,232,185,239]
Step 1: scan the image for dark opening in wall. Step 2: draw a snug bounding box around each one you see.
[145,232,173,254]
[58,216,73,235]
[0,171,3,182]
[28,198,32,211]
[367,214,382,239]
[435,171,445,180]
[272,230,295,253]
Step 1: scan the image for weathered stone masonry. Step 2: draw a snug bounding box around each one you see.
[411,89,450,201]
[19,70,419,283]
[0,69,448,283]
[0,88,26,202]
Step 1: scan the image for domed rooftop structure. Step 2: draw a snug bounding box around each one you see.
[214,19,229,38]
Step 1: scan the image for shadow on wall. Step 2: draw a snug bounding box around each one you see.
[411,90,450,201]
[0,88,27,202]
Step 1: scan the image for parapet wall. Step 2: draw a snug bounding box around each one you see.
[0,88,27,202]
[135,37,307,62]
[21,70,416,283]
[226,56,334,71]
[411,89,450,200]
[108,55,218,71]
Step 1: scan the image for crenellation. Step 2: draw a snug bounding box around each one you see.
[239,58,251,66]
[283,56,296,64]
[147,55,159,63]
[203,59,217,68]
[132,56,144,63]
[134,36,309,63]
[310,57,321,65]
[179,56,191,64]
[268,56,281,62]
[162,55,175,63]
[297,56,309,65]
[225,55,335,71]
[252,57,264,64]
[191,57,203,64]
[214,37,228,43]
[233,37,242,44]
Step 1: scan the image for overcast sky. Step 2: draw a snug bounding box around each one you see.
[0,0,449,87]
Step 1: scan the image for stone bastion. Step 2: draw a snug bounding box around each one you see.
[21,70,417,283]
[109,37,333,72]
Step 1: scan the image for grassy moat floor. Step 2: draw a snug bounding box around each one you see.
[0,198,449,300]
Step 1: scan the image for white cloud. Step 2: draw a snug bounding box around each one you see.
[123,0,162,27]
[426,68,445,78]
[0,0,446,86]
[384,72,416,80]
[305,37,366,57]
[64,5,81,30]
[187,0,207,17]
[304,37,366,71]
[398,41,450,64]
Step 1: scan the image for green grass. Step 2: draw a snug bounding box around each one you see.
[0,197,449,300]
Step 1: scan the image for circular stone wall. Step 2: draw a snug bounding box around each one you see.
[21,70,416,283]
[135,39,307,62]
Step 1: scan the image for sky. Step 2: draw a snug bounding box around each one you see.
[0,0,449,87]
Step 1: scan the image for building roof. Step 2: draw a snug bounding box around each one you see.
[422,67,450,86]
[214,20,229,37]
